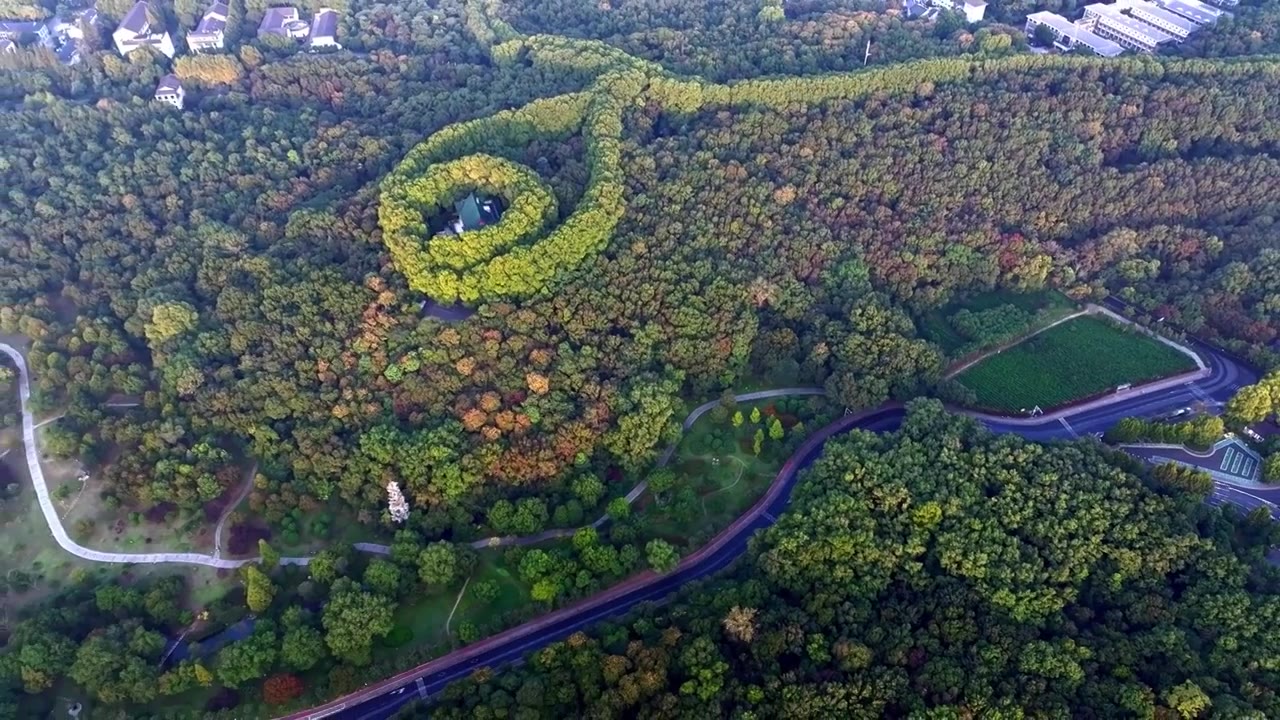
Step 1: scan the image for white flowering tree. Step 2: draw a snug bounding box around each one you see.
[386,481,410,523]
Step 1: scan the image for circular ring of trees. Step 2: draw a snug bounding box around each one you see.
[384,154,559,275]
[380,91,626,304]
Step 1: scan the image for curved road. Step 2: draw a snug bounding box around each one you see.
[281,321,1272,720]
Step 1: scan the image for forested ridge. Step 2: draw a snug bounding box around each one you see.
[421,401,1280,719]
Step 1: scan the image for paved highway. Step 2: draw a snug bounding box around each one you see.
[282,322,1273,720]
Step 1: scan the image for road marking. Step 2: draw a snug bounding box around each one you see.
[1058,417,1078,438]
[762,512,777,523]
[1185,382,1210,402]
[416,677,427,699]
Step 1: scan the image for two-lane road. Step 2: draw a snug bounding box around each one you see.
[285,328,1271,720]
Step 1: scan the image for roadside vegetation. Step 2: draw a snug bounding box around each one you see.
[957,316,1198,412]
[1105,414,1226,451]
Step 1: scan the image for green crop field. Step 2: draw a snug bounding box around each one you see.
[956,315,1197,412]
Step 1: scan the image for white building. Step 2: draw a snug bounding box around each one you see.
[187,0,228,52]
[258,6,309,40]
[961,0,986,23]
[1081,3,1176,52]
[0,37,15,54]
[1123,0,1199,39]
[1025,11,1126,57]
[307,7,340,48]
[154,74,184,109]
[113,1,175,58]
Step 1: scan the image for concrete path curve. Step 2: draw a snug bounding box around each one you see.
[0,343,311,568]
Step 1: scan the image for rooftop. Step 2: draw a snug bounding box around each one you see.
[259,6,301,33]
[117,0,152,34]
[1026,11,1126,56]
[309,7,337,38]
[455,194,502,232]
[1088,3,1178,43]
[156,73,182,93]
[1126,0,1200,32]
[0,20,46,34]
[1156,0,1225,24]
[193,0,229,34]
[56,39,79,62]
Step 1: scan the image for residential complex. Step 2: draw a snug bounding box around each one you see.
[187,0,228,53]
[112,0,175,58]
[1025,11,1125,57]
[0,6,98,66]
[1083,2,1176,52]
[1029,0,1228,56]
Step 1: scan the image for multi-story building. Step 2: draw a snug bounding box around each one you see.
[1025,11,1125,57]
[154,74,185,109]
[960,0,986,23]
[187,0,228,52]
[113,1,175,57]
[1122,0,1199,40]
[258,6,310,40]
[1081,3,1176,53]
[0,19,52,44]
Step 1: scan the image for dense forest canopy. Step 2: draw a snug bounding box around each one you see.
[3,49,1279,539]
[1,0,1279,714]
[423,401,1280,719]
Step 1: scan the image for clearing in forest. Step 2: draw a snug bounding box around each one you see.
[956,315,1197,412]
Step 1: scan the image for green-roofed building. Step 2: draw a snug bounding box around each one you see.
[453,193,503,232]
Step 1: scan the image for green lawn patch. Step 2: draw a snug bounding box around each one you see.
[640,396,837,548]
[390,553,529,652]
[956,315,1197,412]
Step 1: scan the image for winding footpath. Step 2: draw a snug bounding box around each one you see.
[281,321,1275,720]
[0,340,827,566]
[0,343,311,569]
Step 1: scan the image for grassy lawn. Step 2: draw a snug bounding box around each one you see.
[640,396,836,548]
[918,289,1075,356]
[0,425,234,614]
[390,552,530,653]
[956,315,1197,412]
